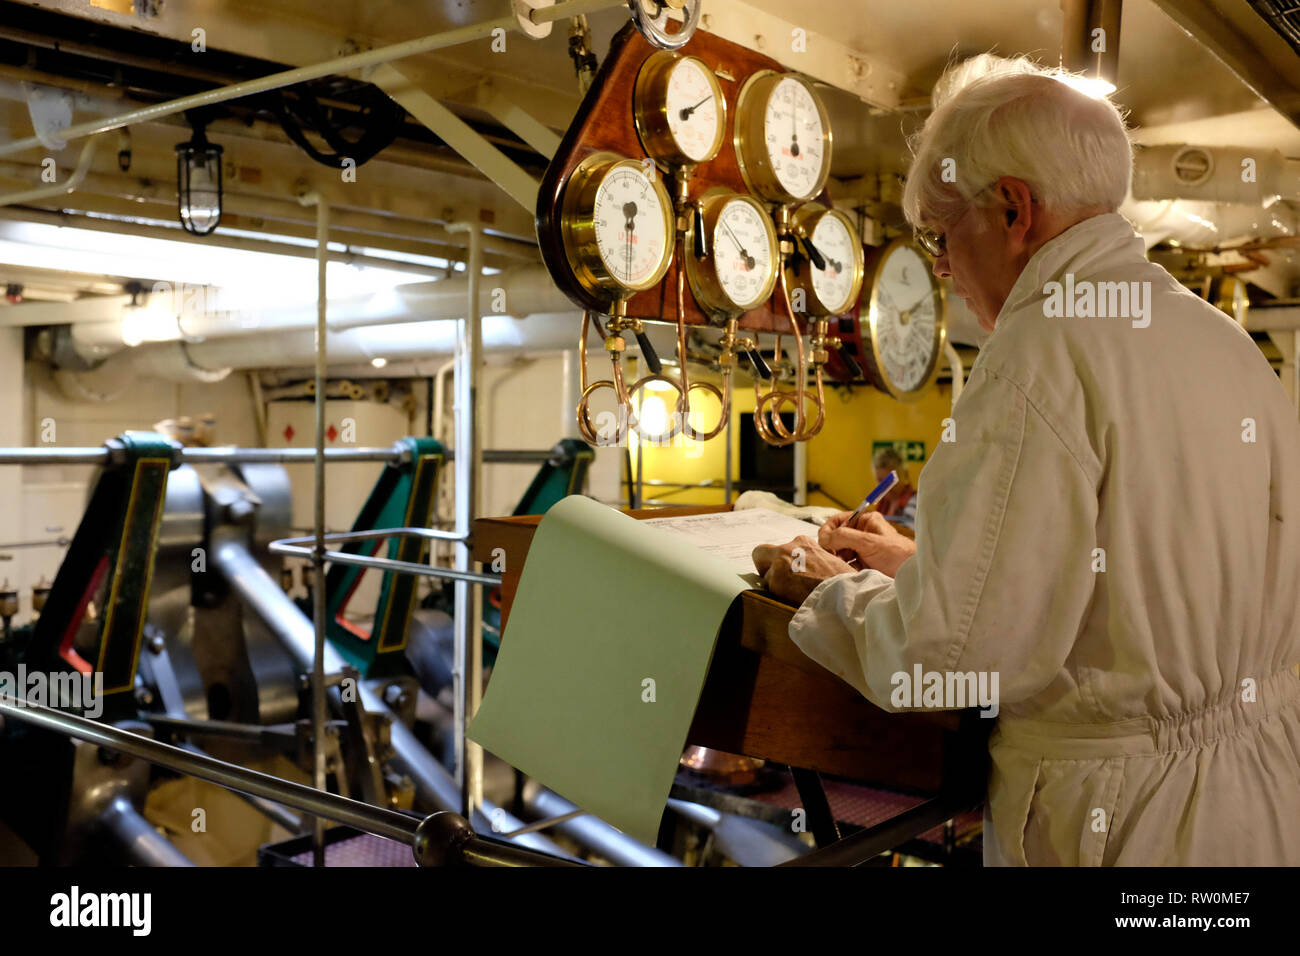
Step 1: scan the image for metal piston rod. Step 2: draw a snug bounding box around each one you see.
[208,529,577,860]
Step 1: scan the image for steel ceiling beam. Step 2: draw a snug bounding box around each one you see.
[1149,0,1300,129]
[371,63,541,213]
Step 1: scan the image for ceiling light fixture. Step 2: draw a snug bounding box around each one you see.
[1060,0,1122,98]
[175,115,224,236]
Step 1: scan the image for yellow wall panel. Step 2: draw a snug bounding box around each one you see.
[634,365,953,510]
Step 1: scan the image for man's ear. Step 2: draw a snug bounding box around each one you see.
[995,176,1034,243]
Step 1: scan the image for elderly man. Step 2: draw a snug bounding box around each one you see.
[753,56,1300,865]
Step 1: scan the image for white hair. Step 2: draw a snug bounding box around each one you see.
[902,54,1133,227]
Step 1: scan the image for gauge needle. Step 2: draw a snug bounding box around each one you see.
[623,201,637,279]
[802,236,829,271]
[679,94,712,121]
[721,220,756,270]
[903,289,936,314]
[790,100,800,157]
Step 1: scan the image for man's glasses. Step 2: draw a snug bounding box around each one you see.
[916,228,945,259]
[914,182,1036,260]
[914,182,1006,260]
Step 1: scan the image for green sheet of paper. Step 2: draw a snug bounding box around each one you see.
[467,495,753,844]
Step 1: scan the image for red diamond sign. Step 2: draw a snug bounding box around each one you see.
[326,424,338,442]
[282,424,295,442]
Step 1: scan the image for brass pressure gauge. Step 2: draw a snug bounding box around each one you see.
[634,51,727,167]
[686,189,780,317]
[559,151,676,299]
[734,71,832,204]
[784,204,864,316]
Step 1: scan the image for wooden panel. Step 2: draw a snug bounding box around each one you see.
[473,508,981,792]
[535,23,832,334]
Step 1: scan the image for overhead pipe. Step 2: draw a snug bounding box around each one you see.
[1132,144,1300,206]
[0,293,134,328]
[76,315,587,382]
[0,0,625,160]
[0,169,539,262]
[0,207,451,282]
[1123,144,1300,253]
[1121,196,1300,250]
[0,68,528,185]
[0,134,100,207]
[61,266,574,355]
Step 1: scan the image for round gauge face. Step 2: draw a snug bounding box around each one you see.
[712,199,776,310]
[764,77,827,201]
[592,165,671,289]
[872,244,941,392]
[809,213,858,314]
[665,58,723,163]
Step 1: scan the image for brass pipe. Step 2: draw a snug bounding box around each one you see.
[672,234,727,442]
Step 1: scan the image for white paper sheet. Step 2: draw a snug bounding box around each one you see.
[641,507,823,576]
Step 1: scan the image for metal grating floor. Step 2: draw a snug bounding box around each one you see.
[289,833,417,867]
[747,777,983,844]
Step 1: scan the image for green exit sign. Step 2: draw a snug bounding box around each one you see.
[872,440,926,462]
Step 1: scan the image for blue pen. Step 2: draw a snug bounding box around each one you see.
[847,470,899,524]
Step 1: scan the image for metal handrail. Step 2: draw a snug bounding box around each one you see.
[0,693,419,845]
[0,445,565,466]
[0,694,582,866]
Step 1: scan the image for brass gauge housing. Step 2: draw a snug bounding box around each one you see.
[784,204,864,316]
[559,151,676,300]
[686,189,780,317]
[734,70,833,204]
[861,238,947,402]
[634,51,727,167]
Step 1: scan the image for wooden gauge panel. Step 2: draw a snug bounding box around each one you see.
[535,22,835,333]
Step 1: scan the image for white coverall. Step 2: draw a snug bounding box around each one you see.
[789,213,1300,865]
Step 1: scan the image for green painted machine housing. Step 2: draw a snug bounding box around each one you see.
[324,437,445,678]
[23,431,176,723]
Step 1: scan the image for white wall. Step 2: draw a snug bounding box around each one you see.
[2,362,261,627]
[1,346,621,628]
[479,352,621,518]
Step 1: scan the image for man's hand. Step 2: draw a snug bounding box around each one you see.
[818,511,917,579]
[751,535,854,605]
